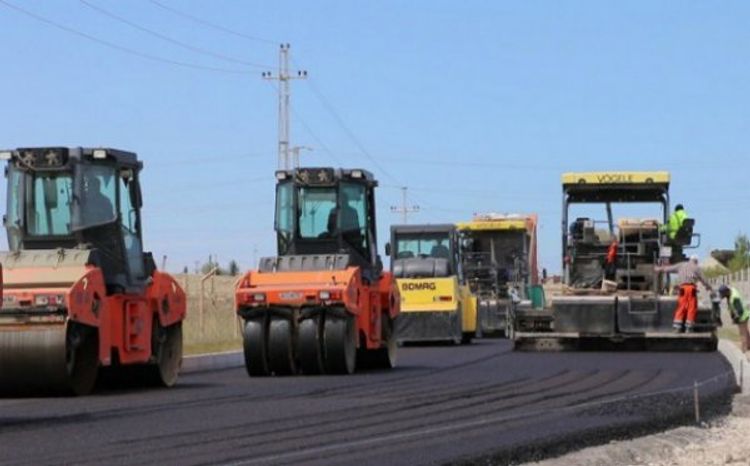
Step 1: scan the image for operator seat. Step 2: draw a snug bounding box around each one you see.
[671,218,695,247]
[430,244,450,259]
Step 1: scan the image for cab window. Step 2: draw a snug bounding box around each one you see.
[26,173,73,236]
[298,187,337,238]
[73,164,116,230]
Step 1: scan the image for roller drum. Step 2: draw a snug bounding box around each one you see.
[0,322,98,395]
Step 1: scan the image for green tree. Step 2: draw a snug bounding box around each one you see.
[228,260,240,276]
[200,255,226,275]
[728,233,750,272]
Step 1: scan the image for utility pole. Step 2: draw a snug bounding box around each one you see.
[390,186,419,224]
[262,44,307,170]
[290,145,313,168]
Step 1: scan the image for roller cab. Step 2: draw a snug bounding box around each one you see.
[0,147,186,395]
[387,224,476,344]
[236,168,399,376]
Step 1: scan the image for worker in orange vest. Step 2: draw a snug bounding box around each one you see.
[604,239,618,282]
[655,256,713,332]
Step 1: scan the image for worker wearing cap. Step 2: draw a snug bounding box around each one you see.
[662,204,688,241]
[719,285,750,352]
[655,255,712,332]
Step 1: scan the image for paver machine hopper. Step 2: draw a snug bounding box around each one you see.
[457,214,540,336]
[235,168,399,375]
[387,224,477,344]
[512,171,718,351]
[0,147,186,395]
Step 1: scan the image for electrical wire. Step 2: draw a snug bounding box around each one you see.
[148,0,278,45]
[0,0,249,74]
[262,81,344,166]
[147,152,274,168]
[303,77,402,185]
[79,0,273,69]
[289,106,345,166]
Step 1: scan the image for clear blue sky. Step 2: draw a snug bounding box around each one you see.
[0,0,748,273]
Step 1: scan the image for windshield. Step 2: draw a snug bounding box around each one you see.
[7,167,74,237]
[73,163,117,229]
[395,233,451,260]
[298,186,337,238]
[5,163,118,242]
[566,202,665,245]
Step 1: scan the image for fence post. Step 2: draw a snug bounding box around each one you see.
[693,381,701,424]
[200,267,219,333]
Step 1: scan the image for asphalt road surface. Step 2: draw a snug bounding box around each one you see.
[0,340,735,466]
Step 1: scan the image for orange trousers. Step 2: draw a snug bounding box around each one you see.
[673,283,697,327]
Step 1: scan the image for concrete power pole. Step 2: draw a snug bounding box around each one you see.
[290,145,313,168]
[390,186,419,224]
[262,44,307,170]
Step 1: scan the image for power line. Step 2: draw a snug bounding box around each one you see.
[146,152,274,168]
[0,0,248,74]
[304,77,401,184]
[148,0,278,45]
[263,81,343,166]
[289,105,344,166]
[79,0,272,69]
[150,175,272,195]
[378,156,565,172]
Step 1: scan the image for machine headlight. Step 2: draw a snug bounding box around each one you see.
[93,149,108,159]
[252,293,266,302]
[318,290,341,301]
[34,295,50,306]
[0,150,13,160]
[33,295,64,307]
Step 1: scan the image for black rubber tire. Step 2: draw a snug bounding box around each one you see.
[373,315,398,369]
[323,314,356,375]
[298,316,325,375]
[65,323,99,396]
[243,318,269,377]
[268,318,296,375]
[151,322,183,387]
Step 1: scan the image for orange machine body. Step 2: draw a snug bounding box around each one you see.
[0,262,186,367]
[236,268,399,350]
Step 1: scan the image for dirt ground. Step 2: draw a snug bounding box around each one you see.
[175,273,243,355]
[528,394,750,466]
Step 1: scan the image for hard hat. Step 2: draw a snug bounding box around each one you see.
[675,204,685,211]
[689,255,699,262]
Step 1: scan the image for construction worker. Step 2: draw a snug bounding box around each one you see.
[604,239,618,281]
[662,204,688,241]
[654,255,712,332]
[719,285,750,352]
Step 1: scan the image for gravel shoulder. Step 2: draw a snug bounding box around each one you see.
[527,395,750,466]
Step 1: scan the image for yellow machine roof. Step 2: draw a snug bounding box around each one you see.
[456,214,536,232]
[562,171,670,186]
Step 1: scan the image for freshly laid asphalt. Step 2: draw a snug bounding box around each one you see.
[0,340,735,466]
